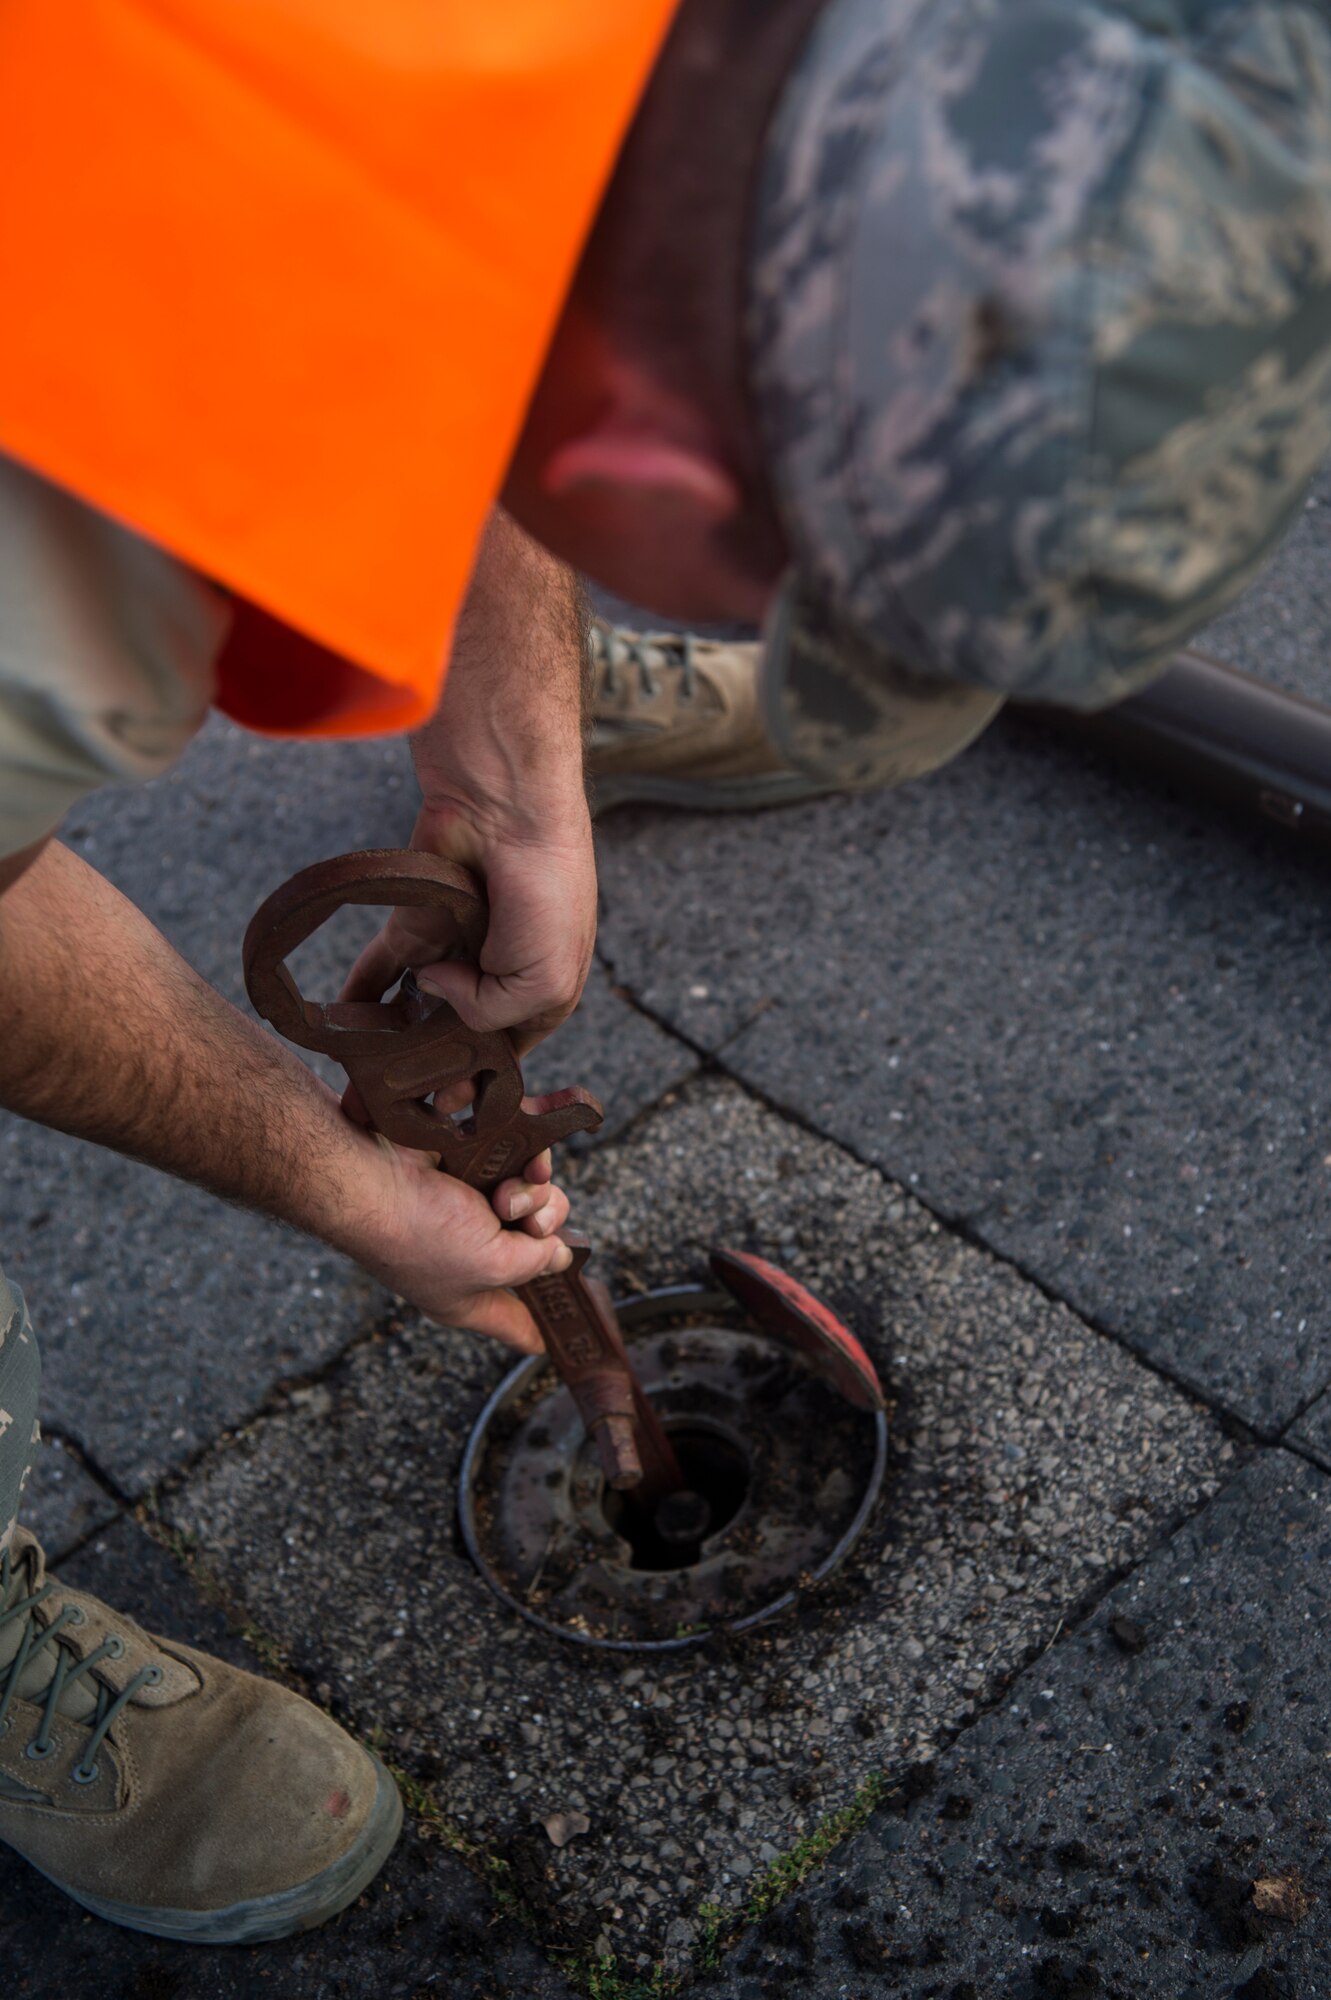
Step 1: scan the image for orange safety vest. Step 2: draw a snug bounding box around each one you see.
[0,2,677,736]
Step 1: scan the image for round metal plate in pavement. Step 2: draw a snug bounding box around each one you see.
[459,1287,888,1653]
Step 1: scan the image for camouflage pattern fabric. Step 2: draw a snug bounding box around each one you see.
[760,573,1004,792]
[0,1271,40,1556]
[750,0,1331,786]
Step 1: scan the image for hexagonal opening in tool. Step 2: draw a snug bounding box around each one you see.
[460,1289,888,1652]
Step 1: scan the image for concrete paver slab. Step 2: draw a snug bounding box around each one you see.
[166,1081,1228,1980]
[2,715,691,1496]
[0,1516,572,2000]
[20,1433,120,1560]
[732,1447,1331,2000]
[597,722,1331,1434]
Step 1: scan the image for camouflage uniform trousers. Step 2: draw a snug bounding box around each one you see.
[750,0,1331,790]
[0,1267,40,1556]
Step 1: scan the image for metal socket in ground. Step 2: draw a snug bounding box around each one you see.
[459,1285,888,1654]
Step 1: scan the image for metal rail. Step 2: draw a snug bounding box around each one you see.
[1024,647,1331,844]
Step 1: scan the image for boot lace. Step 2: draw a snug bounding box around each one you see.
[592,622,697,704]
[0,1542,160,1785]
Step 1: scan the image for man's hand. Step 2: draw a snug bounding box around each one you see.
[341,794,595,1057]
[0,841,571,1353]
[343,507,595,1055]
[333,1131,569,1352]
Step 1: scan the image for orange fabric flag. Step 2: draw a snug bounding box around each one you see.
[0,1,677,734]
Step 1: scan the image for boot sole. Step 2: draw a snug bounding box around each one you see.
[27,1751,404,1944]
[591,770,831,815]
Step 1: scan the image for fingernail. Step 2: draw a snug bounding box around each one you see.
[533,1207,556,1236]
[507,1191,534,1220]
[552,1241,573,1272]
[416,973,447,998]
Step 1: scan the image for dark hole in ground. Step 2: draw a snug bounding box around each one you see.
[602,1424,751,1571]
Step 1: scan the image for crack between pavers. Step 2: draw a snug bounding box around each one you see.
[1276,1428,1331,1479]
[1253,1364,1331,1450]
[592,938,774,1067]
[31,1423,133,1513]
[24,1422,137,1568]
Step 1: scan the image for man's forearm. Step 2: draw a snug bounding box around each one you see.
[413,504,589,833]
[347,506,598,1052]
[0,840,369,1239]
[0,840,576,1350]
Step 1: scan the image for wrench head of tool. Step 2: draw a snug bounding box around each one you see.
[243,849,603,1193]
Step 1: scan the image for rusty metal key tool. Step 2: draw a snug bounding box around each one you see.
[242,848,684,1501]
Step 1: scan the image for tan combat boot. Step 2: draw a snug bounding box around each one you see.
[0,1526,402,1942]
[588,619,830,813]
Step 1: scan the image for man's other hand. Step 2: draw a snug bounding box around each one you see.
[335,1128,572,1353]
[340,793,595,1057]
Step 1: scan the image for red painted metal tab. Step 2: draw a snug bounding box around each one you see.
[709,1249,885,1411]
